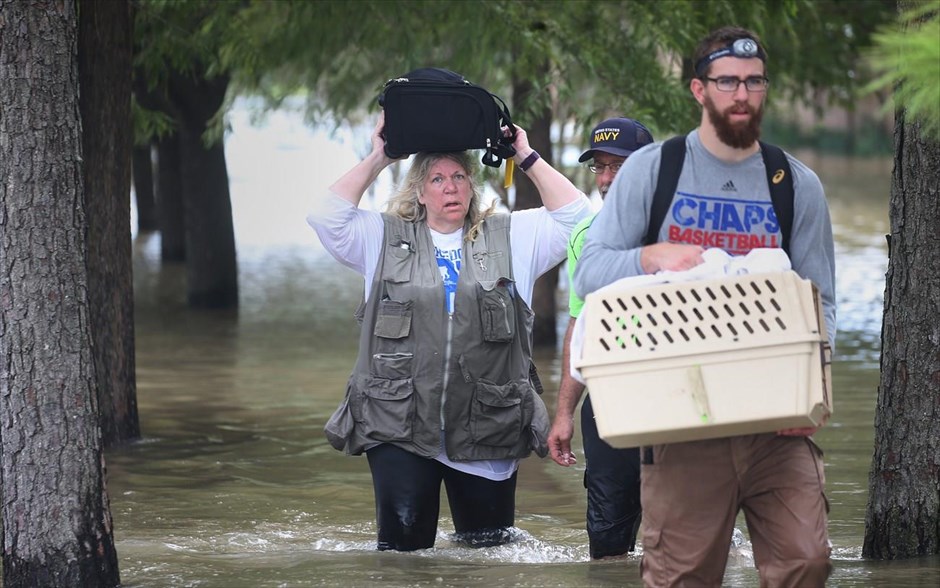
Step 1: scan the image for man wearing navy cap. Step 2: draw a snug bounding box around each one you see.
[547,116,654,559]
[579,118,654,198]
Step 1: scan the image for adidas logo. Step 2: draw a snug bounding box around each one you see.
[721,180,737,191]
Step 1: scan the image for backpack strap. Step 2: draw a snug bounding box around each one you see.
[644,135,687,246]
[758,141,794,255]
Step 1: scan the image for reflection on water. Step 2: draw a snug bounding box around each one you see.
[805,150,892,367]
[108,114,940,586]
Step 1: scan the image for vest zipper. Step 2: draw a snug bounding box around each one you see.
[440,313,454,430]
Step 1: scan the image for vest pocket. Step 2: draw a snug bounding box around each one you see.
[374,299,413,339]
[371,352,413,379]
[384,243,414,283]
[471,380,523,447]
[357,375,415,442]
[324,381,355,451]
[478,281,516,343]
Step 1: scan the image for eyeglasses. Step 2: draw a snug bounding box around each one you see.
[588,162,623,174]
[702,76,770,93]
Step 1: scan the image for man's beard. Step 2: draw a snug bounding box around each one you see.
[705,95,764,149]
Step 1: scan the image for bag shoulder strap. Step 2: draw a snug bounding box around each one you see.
[644,135,687,245]
[757,141,794,255]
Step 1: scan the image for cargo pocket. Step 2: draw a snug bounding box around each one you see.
[528,386,549,457]
[359,376,415,442]
[478,280,516,343]
[371,352,413,380]
[806,437,831,514]
[384,242,414,283]
[324,387,355,451]
[470,380,523,447]
[374,299,413,339]
[638,457,667,587]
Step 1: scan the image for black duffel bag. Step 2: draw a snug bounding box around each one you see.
[378,67,517,168]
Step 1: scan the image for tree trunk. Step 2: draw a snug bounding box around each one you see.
[862,107,940,558]
[155,133,187,262]
[79,0,140,448]
[169,70,238,308]
[133,143,158,232]
[0,1,121,585]
[512,68,559,347]
[133,72,186,260]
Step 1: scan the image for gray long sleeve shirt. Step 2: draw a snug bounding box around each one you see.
[573,129,836,347]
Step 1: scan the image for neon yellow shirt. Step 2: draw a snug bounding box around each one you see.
[566,214,596,318]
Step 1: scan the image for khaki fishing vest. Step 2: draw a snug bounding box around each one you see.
[325,213,549,461]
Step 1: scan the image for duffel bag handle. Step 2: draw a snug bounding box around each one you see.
[491,94,517,160]
[483,137,516,168]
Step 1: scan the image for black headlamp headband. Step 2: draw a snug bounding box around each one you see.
[694,38,766,78]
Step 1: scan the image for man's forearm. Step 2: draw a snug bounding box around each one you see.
[556,317,586,420]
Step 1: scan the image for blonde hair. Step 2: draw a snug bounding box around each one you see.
[385,152,498,242]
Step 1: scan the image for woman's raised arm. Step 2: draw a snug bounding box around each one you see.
[509,125,582,211]
[329,112,398,207]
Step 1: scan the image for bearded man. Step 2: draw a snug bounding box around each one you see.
[573,26,836,588]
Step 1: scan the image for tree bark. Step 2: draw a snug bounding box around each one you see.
[0,0,121,585]
[862,104,940,558]
[169,70,238,308]
[133,143,158,232]
[79,0,140,447]
[512,68,559,347]
[155,133,187,262]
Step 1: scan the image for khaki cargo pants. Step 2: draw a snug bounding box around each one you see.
[640,433,831,587]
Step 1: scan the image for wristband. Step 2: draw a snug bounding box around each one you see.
[519,150,540,172]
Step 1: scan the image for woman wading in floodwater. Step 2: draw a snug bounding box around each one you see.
[308,113,591,550]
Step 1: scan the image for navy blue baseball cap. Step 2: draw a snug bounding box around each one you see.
[578,117,654,163]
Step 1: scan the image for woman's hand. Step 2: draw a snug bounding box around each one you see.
[370,111,402,163]
[328,111,401,206]
[505,124,534,162]
[503,122,585,210]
